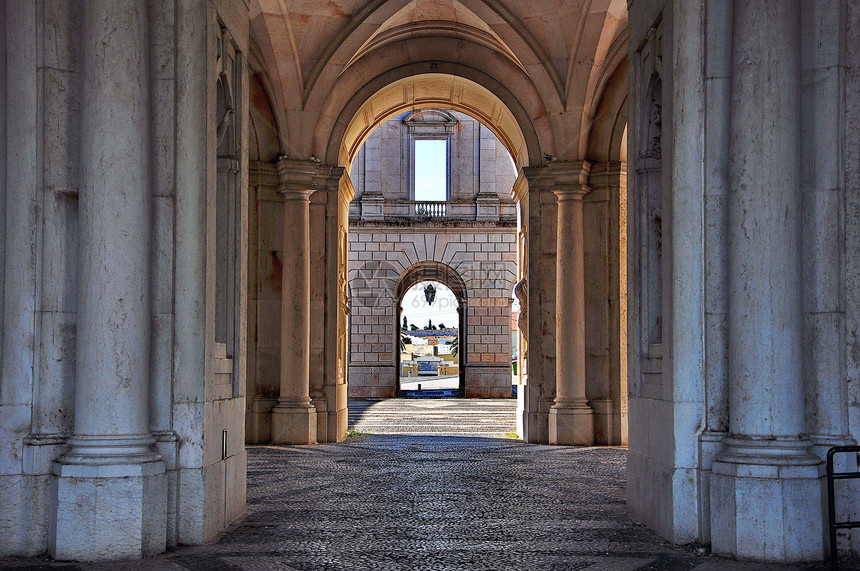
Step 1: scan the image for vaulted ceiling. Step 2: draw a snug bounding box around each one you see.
[248,0,628,166]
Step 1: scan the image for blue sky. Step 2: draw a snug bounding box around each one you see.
[401,281,459,330]
[414,139,446,201]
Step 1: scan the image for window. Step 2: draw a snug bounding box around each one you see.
[404,109,456,205]
[414,139,448,202]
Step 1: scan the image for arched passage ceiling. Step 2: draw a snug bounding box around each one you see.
[249,0,628,164]
[337,74,530,171]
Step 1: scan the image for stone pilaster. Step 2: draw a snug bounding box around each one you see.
[320,167,350,443]
[50,0,166,560]
[586,161,628,446]
[271,159,317,444]
[549,161,594,446]
[710,0,823,561]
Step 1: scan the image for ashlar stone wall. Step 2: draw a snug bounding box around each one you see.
[348,228,517,397]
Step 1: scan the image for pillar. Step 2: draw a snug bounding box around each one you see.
[549,162,594,446]
[271,159,317,444]
[710,0,823,561]
[50,1,166,560]
[585,162,629,446]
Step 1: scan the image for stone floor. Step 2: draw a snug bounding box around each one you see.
[3,431,856,570]
[348,397,517,437]
[399,374,460,391]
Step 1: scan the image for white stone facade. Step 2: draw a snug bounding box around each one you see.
[346,110,518,398]
[626,0,860,561]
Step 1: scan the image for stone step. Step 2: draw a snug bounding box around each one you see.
[347,397,518,437]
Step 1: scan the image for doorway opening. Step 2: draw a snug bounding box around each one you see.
[345,108,518,401]
[397,280,463,397]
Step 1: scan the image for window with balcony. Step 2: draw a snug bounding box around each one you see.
[414,139,448,202]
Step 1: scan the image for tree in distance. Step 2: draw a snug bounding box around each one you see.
[447,336,459,357]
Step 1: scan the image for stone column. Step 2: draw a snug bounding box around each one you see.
[710,0,823,562]
[549,162,594,446]
[271,159,317,444]
[51,1,166,561]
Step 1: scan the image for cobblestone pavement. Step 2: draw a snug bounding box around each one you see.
[3,435,856,570]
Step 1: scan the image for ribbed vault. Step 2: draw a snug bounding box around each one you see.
[248,0,628,162]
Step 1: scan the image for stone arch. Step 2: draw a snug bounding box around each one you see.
[587,55,629,164]
[395,261,468,301]
[319,65,549,171]
[247,37,291,157]
[348,227,517,399]
[247,74,280,163]
[394,261,469,394]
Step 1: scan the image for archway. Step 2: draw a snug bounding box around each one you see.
[330,73,537,172]
[342,103,519,401]
[395,262,468,395]
[245,0,630,451]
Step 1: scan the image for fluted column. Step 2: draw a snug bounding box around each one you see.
[710,0,823,561]
[271,159,317,444]
[549,162,594,446]
[51,0,166,561]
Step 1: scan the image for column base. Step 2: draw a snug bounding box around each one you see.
[591,398,614,445]
[548,400,594,446]
[710,436,825,562]
[271,402,317,445]
[50,458,166,561]
[245,397,277,444]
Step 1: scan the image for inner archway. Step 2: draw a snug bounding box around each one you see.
[396,264,467,396]
[246,4,628,451]
[343,105,519,400]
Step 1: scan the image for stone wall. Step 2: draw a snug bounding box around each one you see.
[0,0,248,558]
[627,0,860,561]
[348,227,517,397]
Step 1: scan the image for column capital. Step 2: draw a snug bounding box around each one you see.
[548,159,592,187]
[553,186,589,200]
[337,170,356,203]
[551,160,591,199]
[522,160,592,197]
[588,160,627,180]
[275,157,320,198]
[511,170,529,202]
[587,161,627,201]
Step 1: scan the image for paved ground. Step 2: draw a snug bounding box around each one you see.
[400,374,460,391]
[3,433,856,570]
[348,397,517,437]
[398,375,518,392]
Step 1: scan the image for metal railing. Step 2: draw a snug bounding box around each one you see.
[827,445,860,570]
[414,201,447,217]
